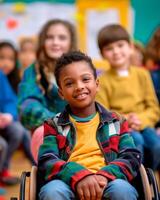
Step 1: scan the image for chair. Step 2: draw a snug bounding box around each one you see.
[12,164,159,200]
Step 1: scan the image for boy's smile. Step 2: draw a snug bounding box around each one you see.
[58,61,99,117]
[73,92,89,100]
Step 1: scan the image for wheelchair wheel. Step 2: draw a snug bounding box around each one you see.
[146,168,159,200]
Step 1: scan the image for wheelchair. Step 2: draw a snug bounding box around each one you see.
[11,164,159,200]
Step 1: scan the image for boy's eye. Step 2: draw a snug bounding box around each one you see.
[65,82,73,87]
[83,77,90,82]
[118,43,124,48]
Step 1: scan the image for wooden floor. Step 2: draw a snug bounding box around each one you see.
[4,151,32,200]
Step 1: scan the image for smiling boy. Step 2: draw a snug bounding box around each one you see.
[38,51,141,200]
[96,24,160,170]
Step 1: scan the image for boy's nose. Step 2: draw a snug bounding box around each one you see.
[113,47,119,54]
[75,82,84,90]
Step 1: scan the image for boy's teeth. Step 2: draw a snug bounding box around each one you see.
[77,94,86,99]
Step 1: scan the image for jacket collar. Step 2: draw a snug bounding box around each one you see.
[57,102,114,126]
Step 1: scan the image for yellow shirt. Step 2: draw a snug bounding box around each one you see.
[96,66,160,130]
[68,113,105,173]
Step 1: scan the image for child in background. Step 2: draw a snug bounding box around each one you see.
[145,26,160,71]
[144,26,160,103]
[38,51,141,200]
[0,70,20,186]
[130,41,145,67]
[18,19,77,162]
[18,37,37,76]
[0,41,35,167]
[96,24,160,170]
[144,26,160,134]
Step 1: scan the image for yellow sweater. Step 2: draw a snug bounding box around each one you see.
[96,66,160,130]
[68,113,105,173]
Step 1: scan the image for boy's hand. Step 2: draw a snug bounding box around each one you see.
[126,113,142,131]
[76,175,104,200]
[94,175,108,188]
[0,113,13,129]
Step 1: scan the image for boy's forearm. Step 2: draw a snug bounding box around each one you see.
[96,148,141,182]
[39,156,93,191]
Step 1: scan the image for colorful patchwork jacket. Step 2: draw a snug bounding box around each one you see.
[38,103,141,191]
[18,63,66,130]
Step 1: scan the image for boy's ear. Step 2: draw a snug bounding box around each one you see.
[58,88,64,100]
[96,78,100,92]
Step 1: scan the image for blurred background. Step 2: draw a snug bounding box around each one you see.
[0,0,160,67]
[0,0,160,199]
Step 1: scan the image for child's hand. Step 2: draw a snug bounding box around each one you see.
[127,113,142,131]
[0,113,13,129]
[94,175,108,188]
[76,175,103,200]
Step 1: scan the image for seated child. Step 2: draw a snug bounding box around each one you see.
[18,37,36,77]
[0,42,35,166]
[96,24,160,170]
[0,70,20,185]
[38,51,141,200]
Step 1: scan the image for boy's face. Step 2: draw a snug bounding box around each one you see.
[101,40,132,69]
[58,61,99,115]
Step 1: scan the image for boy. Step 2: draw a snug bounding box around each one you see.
[38,51,141,200]
[96,24,160,170]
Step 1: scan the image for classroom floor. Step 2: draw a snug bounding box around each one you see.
[4,151,31,200]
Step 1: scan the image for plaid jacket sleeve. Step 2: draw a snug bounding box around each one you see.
[18,65,54,130]
[38,122,93,191]
[96,118,141,182]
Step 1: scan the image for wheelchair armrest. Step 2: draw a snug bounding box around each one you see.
[19,171,30,200]
[29,166,37,200]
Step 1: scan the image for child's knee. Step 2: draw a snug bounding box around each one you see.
[39,180,74,200]
[103,179,138,200]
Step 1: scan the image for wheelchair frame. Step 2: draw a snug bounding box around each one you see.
[11,164,159,200]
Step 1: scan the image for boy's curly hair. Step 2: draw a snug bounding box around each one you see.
[55,51,97,86]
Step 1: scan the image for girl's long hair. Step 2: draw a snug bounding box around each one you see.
[35,19,77,94]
